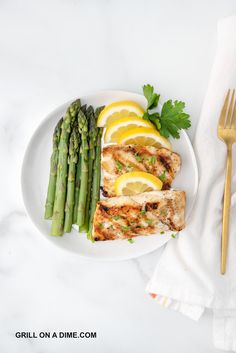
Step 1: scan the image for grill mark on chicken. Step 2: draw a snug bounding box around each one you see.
[100,204,110,212]
[159,155,171,173]
[127,145,137,154]
[145,202,159,211]
[162,182,171,190]
[100,186,109,198]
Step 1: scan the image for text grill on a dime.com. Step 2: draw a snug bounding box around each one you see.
[15,331,97,339]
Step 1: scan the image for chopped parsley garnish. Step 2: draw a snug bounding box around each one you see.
[121,226,132,231]
[126,164,133,172]
[171,233,177,239]
[113,215,121,221]
[149,156,157,165]
[158,171,166,182]
[127,238,134,244]
[130,221,136,226]
[116,161,123,171]
[142,84,191,139]
[160,231,165,234]
[135,152,142,162]
[140,210,146,215]
[98,223,104,229]
[146,219,153,225]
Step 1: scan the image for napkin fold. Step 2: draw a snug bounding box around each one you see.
[147,14,236,351]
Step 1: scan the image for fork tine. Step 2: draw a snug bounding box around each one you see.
[231,99,236,128]
[218,89,230,128]
[225,89,235,128]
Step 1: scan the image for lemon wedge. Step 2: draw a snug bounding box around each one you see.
[115,171,163,196]
[118,127,172,150]
[97,101,145,127]
[104,116,154,143]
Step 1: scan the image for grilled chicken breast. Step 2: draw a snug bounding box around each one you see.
[92,190,186,241]
[102,145,181,197]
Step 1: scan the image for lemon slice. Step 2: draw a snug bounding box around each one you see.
[118,127,172,150]
[97,101,145,127]
[115,171,163,196]
[104,117,154,143]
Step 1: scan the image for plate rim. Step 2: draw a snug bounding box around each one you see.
[21,90,199,261]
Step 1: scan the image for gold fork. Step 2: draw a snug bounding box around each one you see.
[218,89,236,274]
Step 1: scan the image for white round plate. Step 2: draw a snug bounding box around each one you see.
[21,91,198,261]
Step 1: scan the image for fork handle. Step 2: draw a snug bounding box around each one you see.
[221,144,232,274]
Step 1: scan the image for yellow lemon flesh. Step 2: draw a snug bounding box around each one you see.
[118,127,172,150]
[104,116,154,143]
[97,101,145,127]
[114,171,163,196]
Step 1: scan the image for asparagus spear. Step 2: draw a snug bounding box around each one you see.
[72,105,87,224]
[80,104,87,114]
[87,106,104,240]
[44,118,63,219]
[73,155,81,224]
[51,99,81,236]
[77,109,89,227]
[64,123,80,233]
[80,106,96,233]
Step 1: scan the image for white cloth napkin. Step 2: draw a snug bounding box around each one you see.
[147,14,236,351]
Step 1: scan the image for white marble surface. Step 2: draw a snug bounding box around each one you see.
[1,0,236,352]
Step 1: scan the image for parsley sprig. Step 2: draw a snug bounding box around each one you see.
[142,84,191,139]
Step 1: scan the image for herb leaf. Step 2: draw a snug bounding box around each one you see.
[159,100,191,139]
[116,161,123,171]
[142,84,191,139]
[121,225,132,231]
[143,84,160,110]
[158,171,166,182]
[135,152,142,162]
[128,238,134,244]
[113,215,121,221]
[149,156,157,165]
[126,164,133,172]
